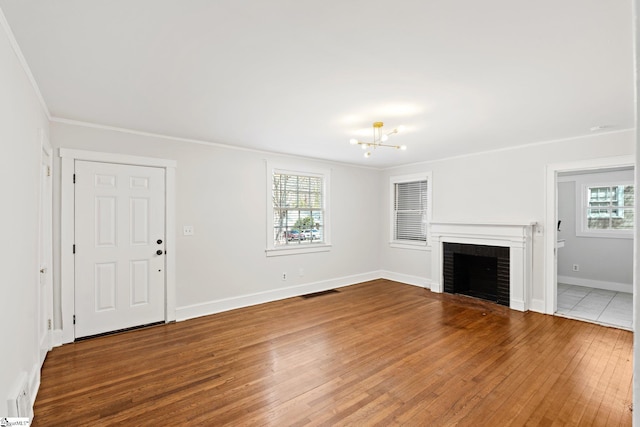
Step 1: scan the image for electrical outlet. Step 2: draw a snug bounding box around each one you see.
[572,264,579,272]
[183,225,194,236]
[282,272,287,281]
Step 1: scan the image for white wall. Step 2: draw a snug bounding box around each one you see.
[0,14,49,417]
[50,121,382,328]
[380,130,635,308]
[634,4,640,424]
[557,169,634,292]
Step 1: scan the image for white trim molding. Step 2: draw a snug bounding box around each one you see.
[557,275,632,294]
[59,148,177,343]
[380,271,432,289]
[389,171,432,249]
[265,160,332,257]
[176,271,379,321]
[575,180,634,239]
[544,155,635,315]
[430,222,534,312]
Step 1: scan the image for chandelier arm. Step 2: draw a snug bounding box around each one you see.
[349,121,407,156]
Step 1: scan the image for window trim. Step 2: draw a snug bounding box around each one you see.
[576,181,634,239]
[389,172,432,250]
[265,161,331,256]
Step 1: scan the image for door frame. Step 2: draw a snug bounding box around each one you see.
[60,148,177,343]
[38,130,53,362]
[544,154,635,315]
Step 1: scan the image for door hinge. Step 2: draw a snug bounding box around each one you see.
[73,173,76,184]
[47,166,51,177]
[47,319,52,330]
[73,315,76,325]
[73,244,76,254]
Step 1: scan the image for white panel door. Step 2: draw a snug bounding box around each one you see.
[75,161,165,338]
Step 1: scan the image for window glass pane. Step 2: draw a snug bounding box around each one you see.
[624,185,635,207]
[589,187,610,206]
[612,209,634,230]
[585,184,634,233]
[273,172,325,247]
[587,219,610,230]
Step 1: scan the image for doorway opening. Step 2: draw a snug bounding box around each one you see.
[545,156,635,331]
[59,148,177,343]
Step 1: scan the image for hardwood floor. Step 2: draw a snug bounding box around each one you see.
[33,280,633,426]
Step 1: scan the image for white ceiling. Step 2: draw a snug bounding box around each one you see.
[0,0,634,168]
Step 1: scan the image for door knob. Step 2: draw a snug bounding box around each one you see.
[157,239,163,244]
[156,250,163,255]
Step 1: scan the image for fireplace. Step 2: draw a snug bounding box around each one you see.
[430,222,534,311]
[443,243,510,306]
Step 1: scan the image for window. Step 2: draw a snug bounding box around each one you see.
[390,173,432,249]
[579,183,634,237]
[266,162,330,256]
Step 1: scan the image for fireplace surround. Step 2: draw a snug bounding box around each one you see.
[443,242,510,306]
[431,222,534,311]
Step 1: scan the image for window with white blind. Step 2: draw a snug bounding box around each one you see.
[390,172,432,249]
[266,162,331,256]
[577,182,634,238]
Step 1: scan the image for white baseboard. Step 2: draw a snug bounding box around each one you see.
[557,275,632,294]
[529,298,546,314]
[176,271,381,321]
[379,270,431,289]
[510,299,526,312]
[28,363,39,416]
[6,370,36,419]
[52,330,64,347]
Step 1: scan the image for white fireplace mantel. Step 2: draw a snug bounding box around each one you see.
[430,222,535,311]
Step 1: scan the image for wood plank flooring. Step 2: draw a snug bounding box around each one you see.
[33,280,633,426]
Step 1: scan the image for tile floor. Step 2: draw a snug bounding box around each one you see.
[556,283,632,330]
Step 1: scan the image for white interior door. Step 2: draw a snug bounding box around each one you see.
[74,160,166,338]
[38,147,53,363]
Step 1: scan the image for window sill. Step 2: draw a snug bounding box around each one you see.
[266,244,332,257]
[389,242,431,251]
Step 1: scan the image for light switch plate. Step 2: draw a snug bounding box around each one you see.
[183,225,194,236]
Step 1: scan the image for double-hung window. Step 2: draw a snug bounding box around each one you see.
[579,183,634,237]
[266,162,331,256]
[390,172,432,248]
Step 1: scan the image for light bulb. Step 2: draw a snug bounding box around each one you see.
[364,151,372,158]
[380,134,389,142]
[400,145,407,151]
[361,144,368,150]
[349,138,358,145]
[397,125,406,133]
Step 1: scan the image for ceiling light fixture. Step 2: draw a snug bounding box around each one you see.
[349,122,407,158]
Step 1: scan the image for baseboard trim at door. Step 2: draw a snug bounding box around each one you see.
[557,275,632,294]
[529,298,546,313]
[52,330,64,348]
[176,272,381,322]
